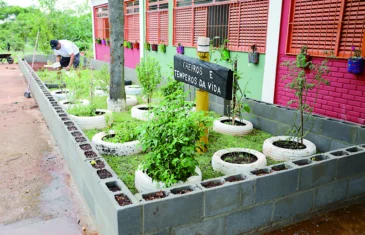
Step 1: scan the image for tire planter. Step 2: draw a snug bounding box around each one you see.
[92,132,142,156]
[45,83,66,89]
[212,148,267,175]
[69,109,113,130]
[263,136,316,161]
[125,85,143,95]
[131,104,154,121]
[59,99,90,110]
[135,166,202,193]
[51,89,73,101]
[126,95,138,106]
[213,117,253,136]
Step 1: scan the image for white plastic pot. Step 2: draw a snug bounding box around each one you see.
[131,104,154,121]
[59,99,90,110]
[125,85,143,95]
[51,89,73,101]
[213,117,253,136]
[69,109,113,130]
[92,132,142,156]
[135,166,202,193]
[212,148,267,175]
[263,136,316,161]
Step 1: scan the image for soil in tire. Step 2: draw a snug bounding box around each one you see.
[222,152,257,164]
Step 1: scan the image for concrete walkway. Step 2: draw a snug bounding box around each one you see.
[0,63,96,235]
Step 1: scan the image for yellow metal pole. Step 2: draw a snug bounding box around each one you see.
[196,37,210,152]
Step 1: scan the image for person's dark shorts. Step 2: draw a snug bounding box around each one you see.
[60,53,80,68]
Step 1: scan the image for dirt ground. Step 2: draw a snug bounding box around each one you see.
[0,63,96,235]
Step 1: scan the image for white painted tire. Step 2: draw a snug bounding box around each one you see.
[263,136,316,161]
[94,89,108,97]
[212,148,267,175]
[213,117,253,136]
[69,109,113,130]
[126,95,138,106]
[135,166,202,193]
[91,132,142,156]
[131,104,154,121]
[51,89,73,101]
[59,99,90,110]
[125,85,143,95]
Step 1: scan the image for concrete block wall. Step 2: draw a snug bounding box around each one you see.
[243,98,365,152]
[20,58,365,235]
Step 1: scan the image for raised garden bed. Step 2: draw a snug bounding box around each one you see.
[20,57,365,235]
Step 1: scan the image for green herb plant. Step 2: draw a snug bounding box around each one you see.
[104,121,141,143]
[138,90,213,187]
[282,45,331,145]
[136,56,162,104]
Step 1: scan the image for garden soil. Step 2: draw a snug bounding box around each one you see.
[0,64,96,235]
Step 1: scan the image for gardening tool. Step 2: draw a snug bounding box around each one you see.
[24,30,40,98]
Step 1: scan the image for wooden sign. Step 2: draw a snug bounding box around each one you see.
[174,54,233,100]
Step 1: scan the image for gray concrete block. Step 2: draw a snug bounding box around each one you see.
[348,175,365,198]
[255,168,299,203]
[242,178,256,207]
[354,126,365,145]
[273,190,314,221]
[209,103,225,115]
[257,117,279,136]
[298,155,337,190]
[334,149,365,179]
[173,216,225,235]
[315,180,349,208]
[329,140,352,151]
[242,113,260,128]
[83,180,96,217]
[143,191,204,233]
[305,132,331,153]
[322,118,357,144]
[117,204,143,235]
[295,113,324,135]
[226,203,274,234]
[205,178,255,217]
[252,102,272,119]
[276,123,291,136]
[271,106,296,125]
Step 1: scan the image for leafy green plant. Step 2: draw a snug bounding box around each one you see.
[94,65,110,93]
[210,38,251,126]
[104,121,140,143]
[68,104,97,117]
[138,90,214,187]
[136,56,162,104]
[282,46,331,144]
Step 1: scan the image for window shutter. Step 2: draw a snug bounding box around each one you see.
[125,1,140,42]
[338,0,365,57]
[174,8,193,46]
[159,11,169,43]
[239,0,269,53]
[194,7,207,45]
[228,3,240,50]
[147,12,159,43]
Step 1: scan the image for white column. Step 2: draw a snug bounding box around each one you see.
[140,0,145,59]
[261,0,283,103]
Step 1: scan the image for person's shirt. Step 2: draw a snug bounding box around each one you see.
[53,40,79,57]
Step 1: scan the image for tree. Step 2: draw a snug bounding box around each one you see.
[107,0,126,112]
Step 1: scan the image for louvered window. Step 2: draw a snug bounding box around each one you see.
[94,5,110,40]
[287,0,365,58]
[125,0,140,42]
[173,0,269,53]
[146,0,169,44]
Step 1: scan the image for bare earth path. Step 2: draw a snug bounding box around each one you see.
[0,63,96,235]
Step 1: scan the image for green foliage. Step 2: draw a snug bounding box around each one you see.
[68,104,97,117]
[104,121,140,143]
[94,65,110,93]
[138,91,214,187]
[282,46,330,143]
[136,56,162,104]
[160,78,184,97]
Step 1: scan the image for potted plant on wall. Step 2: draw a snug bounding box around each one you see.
[144,42,151,51]
[132,56,162,121]
[262,46,331,161]
[248,44,259,64]
[106,38,110,46]
[101,38,106,45]
[296,45,311,68]
[159,42,166,53]
[348,46,364,75]
[176,43,184,54]
[123,41,128,48]
[220,39,230,61]
[133,41,139,50]
[135,90,213,192]
[96,38,102,44]
[151,44,158,52]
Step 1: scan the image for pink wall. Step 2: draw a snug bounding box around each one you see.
[274,0,365,125]
[95,44,140,69]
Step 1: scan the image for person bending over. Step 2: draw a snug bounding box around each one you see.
[50,39,80,71]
